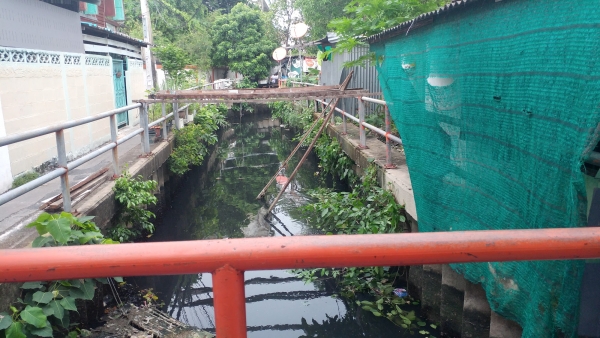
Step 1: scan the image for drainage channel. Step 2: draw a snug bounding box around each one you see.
[130,111,421,337]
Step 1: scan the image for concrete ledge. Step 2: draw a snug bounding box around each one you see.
[76,138,173,229]
[325,120,417,221]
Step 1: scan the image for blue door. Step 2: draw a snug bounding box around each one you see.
[112,59,128,127]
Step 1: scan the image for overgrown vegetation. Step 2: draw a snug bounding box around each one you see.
[169,104,228,175]
[109,172,158,242]
[0,213,120,338]
[269,101,313,130]
[12,172,40,189]
[293,133,434,334]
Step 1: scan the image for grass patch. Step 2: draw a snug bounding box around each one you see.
[12,171,40,188]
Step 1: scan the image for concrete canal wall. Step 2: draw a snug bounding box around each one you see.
[324,118,523,338]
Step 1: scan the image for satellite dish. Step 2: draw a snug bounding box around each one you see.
[272,47,287,61]
[290,23,309,39]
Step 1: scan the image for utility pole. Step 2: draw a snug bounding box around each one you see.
[140,0,157,90]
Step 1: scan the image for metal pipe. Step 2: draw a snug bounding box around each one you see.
[0,104,141,147]
[117,128,144,145]
[1,228,600,282]
[173,101,180,130]
[140,104,150,154]
[55,130,71,212]
[0,168,66,207]
[68,142,116,171]
[384,105,396,169]
[357,98,368,149]
[361,96,386,105]
[212,265,247,338]
[148,112,174,128]
[586,151,600,166]
[363,121,403,145]
[109,115,120,176]
[161,102,167,140]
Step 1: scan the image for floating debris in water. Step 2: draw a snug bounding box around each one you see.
[393,288,408,298]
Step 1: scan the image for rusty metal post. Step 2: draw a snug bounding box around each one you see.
[55,130,71,212]
[161,103,167,140]
[173,101,180,130]
[140,103,150,154]
[212,265,247,338]
[109,114,120,177]
[384,105,396,169]
[358,98,368,149]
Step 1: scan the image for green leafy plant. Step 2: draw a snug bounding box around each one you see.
[294,164,425,331]
[170,104,228,176]
[269,101,313,130]
[109,172,158,242]
[0,213,120,338]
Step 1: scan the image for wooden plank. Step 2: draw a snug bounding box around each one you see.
[39,167,108,210]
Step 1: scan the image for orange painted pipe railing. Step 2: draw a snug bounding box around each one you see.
[2,228,600,337]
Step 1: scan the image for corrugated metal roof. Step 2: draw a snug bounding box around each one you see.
[366,0,481,44]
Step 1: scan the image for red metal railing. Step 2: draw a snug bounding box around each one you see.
[2,228,600,337]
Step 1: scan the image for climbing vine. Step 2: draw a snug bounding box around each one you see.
[0,213,120,338]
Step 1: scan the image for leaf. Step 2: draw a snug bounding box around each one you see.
[419,330,429,335]
[45,300,64,320]
[430,324,437,329]
[20,306,47,328]
[417,321,426,327]
[32,291,54,304]
[30,322,53,337]
[372,311,382,316]
[0,312,13,330]
[47,217,72,244]
[113,277,124,283]
[78,231,103,244]
[77,216,95,223]
[21,281,44,289]
[6,322,26,338]
[70,279,95,300]
[60,297,77,311]
[32,236,53,248]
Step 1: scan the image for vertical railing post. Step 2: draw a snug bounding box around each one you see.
[212,265,247,338]
[341,107,347,135]
[109,114,120,177]
[185,106,189,124]
[173,101,180,130]
[384,104,396,169]
[140,103,150,154]
[55,130,71,212]
[358,97,368,149]
[161,102,167,141]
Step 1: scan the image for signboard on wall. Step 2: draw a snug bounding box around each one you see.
[0,0,84,53]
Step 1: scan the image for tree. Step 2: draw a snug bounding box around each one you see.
[210,3,278,81]
[295,0,351,40]
[154,43,190,88]
[329,0,448,64]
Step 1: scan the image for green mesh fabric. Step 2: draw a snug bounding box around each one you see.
[371,0,600,336]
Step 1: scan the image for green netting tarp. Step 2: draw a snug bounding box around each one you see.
[371,0,600,336]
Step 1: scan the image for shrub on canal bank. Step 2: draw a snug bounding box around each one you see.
[169,104,228,176]
[109,171,158,242]
[0,212,121,338]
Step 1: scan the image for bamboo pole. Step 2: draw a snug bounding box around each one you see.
[255,117,320,200]
[266,72,354,215]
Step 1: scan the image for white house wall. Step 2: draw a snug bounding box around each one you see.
[0,47,114,186]
[0,99,12,192]
[126,58,145,126]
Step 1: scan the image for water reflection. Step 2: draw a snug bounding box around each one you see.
[133,112,403,337]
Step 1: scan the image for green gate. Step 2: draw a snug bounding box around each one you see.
[112,59,128,127]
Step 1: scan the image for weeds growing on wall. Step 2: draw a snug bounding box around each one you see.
[0,212,120,338]
[109,171,158,242]
[11,172,40,189]
[169,104,228,176]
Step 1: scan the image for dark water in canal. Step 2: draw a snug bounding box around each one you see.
[132,112,415,337]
